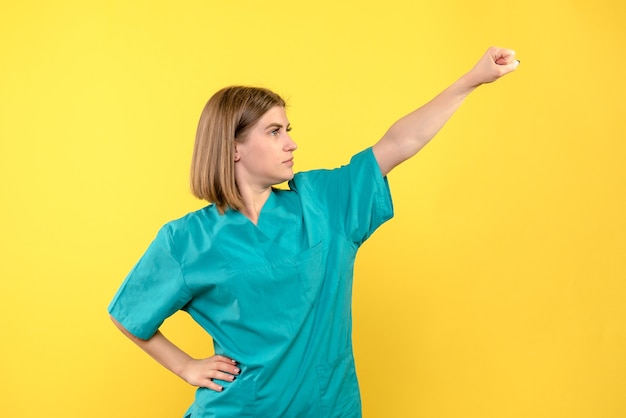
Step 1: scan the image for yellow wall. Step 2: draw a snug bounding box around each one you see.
[1,1,625,417]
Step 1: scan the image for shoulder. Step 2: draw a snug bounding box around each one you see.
[289,147,380,192]
[160,204,223,243]
[166,204,212,228]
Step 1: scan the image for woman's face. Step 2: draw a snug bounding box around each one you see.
[234,106,297,189]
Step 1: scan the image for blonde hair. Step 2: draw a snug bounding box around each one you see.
[190,86,286,213]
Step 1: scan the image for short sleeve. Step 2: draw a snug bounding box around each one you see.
[108,224,193,339]
[288,147,393,246]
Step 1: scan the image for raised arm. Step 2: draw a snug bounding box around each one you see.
[372,47,519,176]
[110,315,240,392]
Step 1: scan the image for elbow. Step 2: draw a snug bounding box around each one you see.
[110,314,125,331]
[110,314,153,342]
[386,125,428,158]
[110,314,133,337]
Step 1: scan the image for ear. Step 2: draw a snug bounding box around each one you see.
[234,144,241,162]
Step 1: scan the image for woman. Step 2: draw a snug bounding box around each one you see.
[109,47,519,417]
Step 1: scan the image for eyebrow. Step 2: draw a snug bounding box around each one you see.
[264,122,291,130]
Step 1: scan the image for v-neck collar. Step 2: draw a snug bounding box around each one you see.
[228,188,278,228]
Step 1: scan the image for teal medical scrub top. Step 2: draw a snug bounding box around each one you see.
[108,148,394,417]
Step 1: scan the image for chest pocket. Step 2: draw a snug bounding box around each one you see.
[295,240,327,304]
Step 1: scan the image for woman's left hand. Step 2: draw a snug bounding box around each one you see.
[465,46,520,87]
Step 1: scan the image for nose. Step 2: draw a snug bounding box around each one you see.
[285,132,297,151]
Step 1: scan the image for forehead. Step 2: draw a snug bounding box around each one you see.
[255,106,289,127]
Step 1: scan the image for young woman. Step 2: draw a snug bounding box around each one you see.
[109,47,519,417]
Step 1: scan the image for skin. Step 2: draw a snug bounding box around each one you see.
[234,105,297,224]
[372,47,519,176]
[111,46,519,393]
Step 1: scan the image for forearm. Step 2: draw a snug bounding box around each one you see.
[110,315,192,380]
[373,46,519,176]
[381,73,477,168]
[110,315,240,391]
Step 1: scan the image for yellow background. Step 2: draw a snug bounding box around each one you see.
[1,0,625,417]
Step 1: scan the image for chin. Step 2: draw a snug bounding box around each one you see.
[283,170,295,181]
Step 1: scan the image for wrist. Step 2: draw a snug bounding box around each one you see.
[458,71,483,90]
[177,357,197,384]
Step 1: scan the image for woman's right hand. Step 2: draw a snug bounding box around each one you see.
[182,355,241,392]
[109,319,241,393]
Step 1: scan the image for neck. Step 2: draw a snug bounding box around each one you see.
[238,187,272,225]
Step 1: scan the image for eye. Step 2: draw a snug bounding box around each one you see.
[268,125,291,136]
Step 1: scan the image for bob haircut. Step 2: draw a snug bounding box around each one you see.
[190,86,286,214]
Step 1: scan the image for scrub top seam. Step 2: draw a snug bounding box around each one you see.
[164,223,194,298]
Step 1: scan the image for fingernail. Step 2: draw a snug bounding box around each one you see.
[234,368,240,374]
